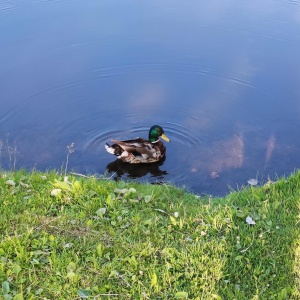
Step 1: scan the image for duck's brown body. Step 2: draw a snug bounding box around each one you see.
[105,125,170,164]
[105,138,166,163]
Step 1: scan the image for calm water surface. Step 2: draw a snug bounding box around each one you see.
[1,0,300,195]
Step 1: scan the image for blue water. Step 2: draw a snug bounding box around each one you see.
[1,0,300,195]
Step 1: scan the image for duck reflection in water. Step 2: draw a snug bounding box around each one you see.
[106,157,168,180]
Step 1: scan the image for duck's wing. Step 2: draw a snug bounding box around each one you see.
[112,138,158,157]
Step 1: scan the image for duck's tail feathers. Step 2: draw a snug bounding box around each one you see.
[105,143,116,155]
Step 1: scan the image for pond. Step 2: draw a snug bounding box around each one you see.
[1,0,300,196]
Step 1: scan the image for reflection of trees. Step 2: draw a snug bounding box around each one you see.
[195,134,245,176]
[190,132,280,178]
[213,134,245,170]
[106,157,168,180]
[265,134,276,164]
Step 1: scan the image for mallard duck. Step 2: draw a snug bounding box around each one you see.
[105,125,170,163]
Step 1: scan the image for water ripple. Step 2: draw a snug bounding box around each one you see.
[83,120,203,153]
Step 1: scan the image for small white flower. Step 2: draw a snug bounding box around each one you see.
[51,188,62,197]
[128,188,136,193]
[6,179,16,186]
[247,179,258,186]
[200,231,207,236]
[246,216,256,225]
[174,212,179,218]
[41,175,47,180]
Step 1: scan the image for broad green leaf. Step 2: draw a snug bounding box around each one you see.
[34,250,46,255]
[35,288,43,295]
[170,216,177,226]
[73,180,81,191]
[106,195,113,207]
[96,244,103,257]
[253,193,261,201]
[175,291,188,298]
[128,187,136,193]
[118,181,126,188]
[53,180,72,191]
[13,293,23,300]
[236,210,246,218]
[109,270,118,278]
[78,289,92,298]
[179,218,183,229]
[151,273,157,286]
[120,222,130,229]
[67,262,76,272]
[144,195,151,203]
[235,255,243,261]
[143,219,152,225]
[67,271,76,280]
[13,264,21,275]
[114,188,128,194]
[277,287,288,300]
[96,207,107,216]
[2,281,10,294]
[129,199,139,203]
[6,180,15,186]
[211,294,222,300]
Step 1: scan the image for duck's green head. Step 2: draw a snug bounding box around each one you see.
[149,125,170,143]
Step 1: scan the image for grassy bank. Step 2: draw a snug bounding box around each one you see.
[0,170,299,299]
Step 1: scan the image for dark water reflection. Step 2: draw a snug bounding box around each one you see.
[1,0,300,195]
[106,157,167,181]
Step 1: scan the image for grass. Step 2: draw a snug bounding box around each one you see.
[0,169,299,299]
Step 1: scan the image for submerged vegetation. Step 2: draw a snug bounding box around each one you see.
[0,169,300,299]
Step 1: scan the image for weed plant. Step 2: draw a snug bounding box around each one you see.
[0,170,299,299]
[0,136,17,172]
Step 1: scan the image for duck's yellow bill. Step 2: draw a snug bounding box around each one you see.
[161,133,170,142]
